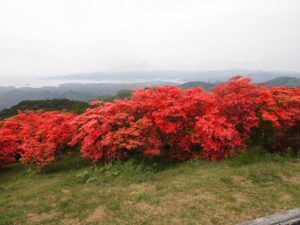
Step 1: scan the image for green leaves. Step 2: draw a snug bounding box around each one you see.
[75,170,96,183]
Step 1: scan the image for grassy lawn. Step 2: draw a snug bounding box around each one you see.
[1,151,300,225]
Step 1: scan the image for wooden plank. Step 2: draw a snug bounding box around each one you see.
[237,208,300,225]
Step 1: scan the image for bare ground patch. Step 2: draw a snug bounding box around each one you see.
[232,175,252,187]
[61,218,81,225]
[233,192,248,204]
[279,173,300,184]
[85,205,106,223]
[27,211,57,224]
[128,183,151,196]
[136,202,164,215]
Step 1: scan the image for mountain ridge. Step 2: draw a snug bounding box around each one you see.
[46,70,300,83]
[0,76,299,111]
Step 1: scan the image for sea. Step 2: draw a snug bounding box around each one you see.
[0,77,182,88]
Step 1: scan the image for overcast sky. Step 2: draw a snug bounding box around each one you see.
[0,0,299,79]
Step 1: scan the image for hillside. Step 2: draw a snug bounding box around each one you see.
[265,77,300,87]
[179,77,300,90]
[0,88,95,111]
[0,99,90,120]
[1,153,299,225]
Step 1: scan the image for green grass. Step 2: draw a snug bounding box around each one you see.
[0,151,300,225]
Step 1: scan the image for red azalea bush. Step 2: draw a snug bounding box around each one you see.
[0,115,24,168]
[71,87,216,162]
[259,86,300,129]
[1,76,300,170]
[212,76,263,139]
[70,101,159,162]
[0,127,19,167]
[213,76,300,154]
[192,109,244,161]
[0,110,76,169]
[71,81,241,163]
[130,87,217,160]
[72,76,300,163]
[258,86,300,153]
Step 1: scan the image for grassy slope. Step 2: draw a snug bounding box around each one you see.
[0,152,300,225]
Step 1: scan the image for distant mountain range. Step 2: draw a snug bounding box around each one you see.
[179,76,300,90]
[47,69,300,83]
[0,73,299,111]
[263,77,300,87]
[0,81,176,110]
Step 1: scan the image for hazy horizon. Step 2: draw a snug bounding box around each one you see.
[1,68,300,88]
[2,68,300,82]
[1,0,300,80]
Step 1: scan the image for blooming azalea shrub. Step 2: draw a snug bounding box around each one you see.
[130,87,217,160]
[1,76,300,170]
[213,76,300,153]
[192,109,244,161]
[71,87,218,162]
[259,86,300,129]
[257,87,300,153]
[0,115,25,168]
[72,76,300,163]
[0,127,19,167]
[212,76,263,140]
[70,99,165,162]
[0,110,76,170]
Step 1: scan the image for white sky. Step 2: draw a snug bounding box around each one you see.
[0,0,299,79]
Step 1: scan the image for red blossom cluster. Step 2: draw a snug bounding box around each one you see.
[0,127,19,167]
[1,76,299,170]
[0,111,76,169]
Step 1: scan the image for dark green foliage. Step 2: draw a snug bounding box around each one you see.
[90,90,132,103]
[247,120,300,156]
[0,99,90,120]
[91,95,115,102]
[115,89,132,99]
[179,81,215,91]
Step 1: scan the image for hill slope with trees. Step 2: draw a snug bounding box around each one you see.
[264,77,300,87]
[0,99,90,120]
